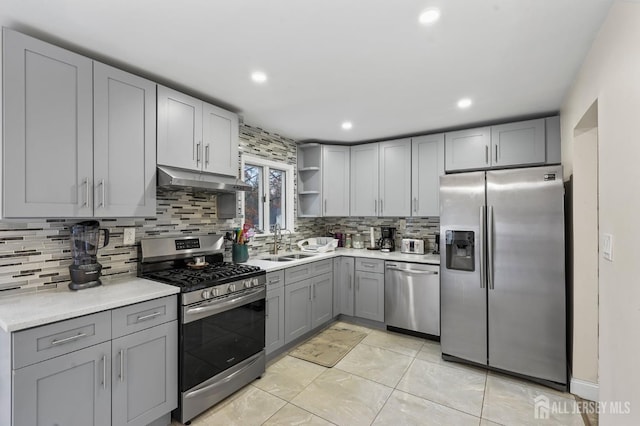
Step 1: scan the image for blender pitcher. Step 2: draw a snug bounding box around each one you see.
[69,220,110,290]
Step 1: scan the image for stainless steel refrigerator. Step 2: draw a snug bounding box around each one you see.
[440,165,566,386]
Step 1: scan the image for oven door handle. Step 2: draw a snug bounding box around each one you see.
[184,287,265,323]
[184,355,262,399]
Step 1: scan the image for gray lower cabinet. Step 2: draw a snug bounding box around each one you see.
[284,280,312,344]
[355,270,385,322]
[310,273,333,328]
[13,342,112,426]
[266,286,285,354]
[333,257,355,316]
[6,296,177,426]
[112,321,177,426]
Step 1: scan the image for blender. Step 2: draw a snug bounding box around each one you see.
[68,220,110,290]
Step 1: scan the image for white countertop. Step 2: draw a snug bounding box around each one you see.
[0,277,180,332]
[245,248,440,272]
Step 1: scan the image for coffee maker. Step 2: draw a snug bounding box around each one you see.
[69,221,110,290]
[379,226,396,252]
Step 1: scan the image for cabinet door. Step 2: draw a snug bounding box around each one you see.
[355,272,384,322]
[311,272,333,329]
[350,144,379,216]
[322,145,350,216]
[202,102,239,176]
[112,321,178,426]
[93,63,157,217]
[3,29,93,218]
[13,342,111,426]
[266,286,285,355]
[284,280,311,344]
[157,85,203,171]
[335,257,355,316]
[411,134,445,217]
[445,127,491,172]
[491,118,546,167]
[379,139,412,217]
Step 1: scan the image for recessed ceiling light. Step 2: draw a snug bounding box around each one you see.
[341,121,353,130]
[457,98,472,109]
[419,8,441,25]
[251,71,267,84]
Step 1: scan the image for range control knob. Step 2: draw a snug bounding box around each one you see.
[201,290,211,299]
[228,284,236,292]
[213,287,220,297]
[244,280,252,288]
[251,277,259,287]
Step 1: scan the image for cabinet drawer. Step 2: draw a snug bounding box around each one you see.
[112,295,177,339]
[355,258,384,274]
[13,310,111,369]
[266,270,285,290]
[285,259,333,284]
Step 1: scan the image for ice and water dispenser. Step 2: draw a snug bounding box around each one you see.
[445,230,475,271]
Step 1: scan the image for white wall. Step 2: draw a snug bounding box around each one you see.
[561,1,640,423]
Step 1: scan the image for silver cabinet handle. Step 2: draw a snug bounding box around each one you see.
[265,300,269,318]
[268,277,280,285]
[479,206,486,289]
[309,285,312,301]
[385,266,438,275]
[485,145,489,164]
[348,274,352,290]
[136,311,161,322]
[51,332,87,346]
[324,199,327,214]
[83,178,90,207]
[119,349,125,382]
[100,179,106,207]
[413,198,418,213]
[313,283,316,299]
[196,142,202,164]
[362,262,377,268]
[101,355,107,389]
[205,143,210,166]
[374,200,377,214]
[380,199,383,215]
[495,145,498,163]
[488,205,495,290]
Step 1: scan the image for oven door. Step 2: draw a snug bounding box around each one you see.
[181,286,266,392]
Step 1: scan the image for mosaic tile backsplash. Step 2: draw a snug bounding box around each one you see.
[0,123,440,295]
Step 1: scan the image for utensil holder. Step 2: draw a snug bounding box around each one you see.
[232,243,249,263]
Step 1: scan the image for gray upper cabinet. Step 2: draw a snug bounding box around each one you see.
[111,321,177,426]
[203,103,239,176]
[157,86,239,177]
[379,139,412,217]
[411,134,444,217]
[93,63,157,217]
[491,118,545,167]
[3,29,94,218]
[13,341,112,426]
[350,143,379,216]
[2,29,157,218]
[322,145,350,216]
[157,86,203,171]
[445,127,491,172]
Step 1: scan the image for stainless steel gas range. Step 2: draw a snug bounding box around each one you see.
[139,235,266,424]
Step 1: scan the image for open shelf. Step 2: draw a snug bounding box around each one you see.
[299,167,320,172]
[298,191,320,195]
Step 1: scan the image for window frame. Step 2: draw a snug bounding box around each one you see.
[241,155,295,234]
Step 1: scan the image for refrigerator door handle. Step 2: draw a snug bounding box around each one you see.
[479,206,486,289]
[487,205,495,290]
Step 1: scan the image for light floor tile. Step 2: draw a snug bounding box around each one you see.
[332,320,375,335]
[482,374,584,426]
[254,355,326,401]
[480,419,504,426]
[360,329,424,357]
[397,358,487,417]
[334,343,413,387]
[373,389,480,426]
[195,385,286,426]
[291,368,393,426]
[263,403,336,425]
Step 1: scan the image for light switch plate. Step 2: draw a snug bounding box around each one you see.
[602,233,613,261]
[123,228,136,245]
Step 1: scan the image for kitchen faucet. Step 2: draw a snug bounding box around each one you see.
[282,229,293,252]
[272,224,281,255]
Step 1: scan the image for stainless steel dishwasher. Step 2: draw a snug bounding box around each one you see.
[385,262,440,336]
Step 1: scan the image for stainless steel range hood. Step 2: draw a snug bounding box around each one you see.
[157,165,251,193]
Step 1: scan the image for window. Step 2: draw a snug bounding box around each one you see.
[242,155,294,233]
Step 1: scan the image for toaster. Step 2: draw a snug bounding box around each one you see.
[401,238,426,254]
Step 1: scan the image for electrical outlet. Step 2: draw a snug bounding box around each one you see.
[602,233,613,261]
[399,219,406,231]
[123,228,136,245]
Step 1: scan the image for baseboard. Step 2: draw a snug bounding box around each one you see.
[570,376,599,401]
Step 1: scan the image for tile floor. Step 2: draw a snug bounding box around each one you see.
[172,321,585,426]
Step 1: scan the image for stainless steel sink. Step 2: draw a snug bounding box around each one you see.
[261,256,294,262]
[280,253,317,259]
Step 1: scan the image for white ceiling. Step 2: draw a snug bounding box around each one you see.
[1,0,613,143]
